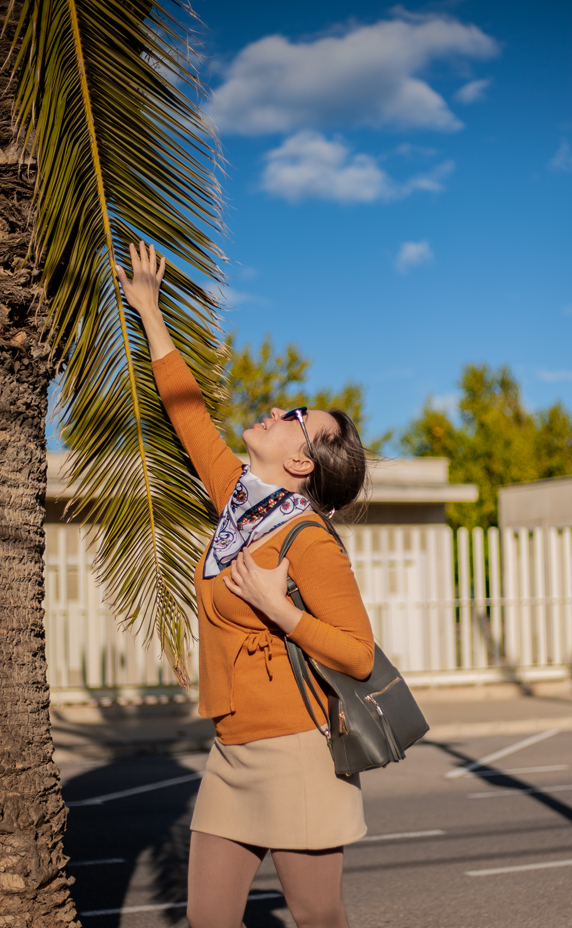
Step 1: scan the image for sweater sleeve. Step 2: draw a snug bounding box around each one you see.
[152,349,243,513]
[286,529,375,679]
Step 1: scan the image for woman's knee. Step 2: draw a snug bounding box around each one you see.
[288,898,348,928]
[186,901,213,928]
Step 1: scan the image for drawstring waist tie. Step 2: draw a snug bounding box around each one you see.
[245,629,275,679]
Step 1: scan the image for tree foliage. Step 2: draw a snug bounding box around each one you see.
[400,363,572,530]
[221,333,385,452]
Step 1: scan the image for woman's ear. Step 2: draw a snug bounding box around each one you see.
[283,455,314,478]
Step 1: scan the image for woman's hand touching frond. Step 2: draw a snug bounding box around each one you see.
[116,242,166,320]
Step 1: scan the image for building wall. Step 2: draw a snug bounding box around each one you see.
[499,476,572,529]
[361,503,446,524]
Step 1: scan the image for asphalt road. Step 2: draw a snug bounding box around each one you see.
[59,729,572,928]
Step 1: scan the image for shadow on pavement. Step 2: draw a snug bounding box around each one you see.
[51,702,217,760]
[61,753,287,928]
[430,739,572,823]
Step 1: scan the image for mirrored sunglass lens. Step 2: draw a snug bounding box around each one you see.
[283,407,307,420]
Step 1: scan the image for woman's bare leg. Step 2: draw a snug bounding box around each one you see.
[271,847,350,928]
[187,831,267,928]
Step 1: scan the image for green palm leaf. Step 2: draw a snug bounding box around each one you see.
[7,0,226,686]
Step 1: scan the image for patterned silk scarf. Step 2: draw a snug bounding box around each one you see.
[203,465,311,578]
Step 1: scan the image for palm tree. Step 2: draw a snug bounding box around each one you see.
[0,0,224,921]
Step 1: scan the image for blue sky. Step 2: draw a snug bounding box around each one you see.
[48,1,572,449]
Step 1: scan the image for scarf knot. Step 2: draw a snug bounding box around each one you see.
[204,465,311,578]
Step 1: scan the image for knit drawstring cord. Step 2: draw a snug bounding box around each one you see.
[245,629,274,679]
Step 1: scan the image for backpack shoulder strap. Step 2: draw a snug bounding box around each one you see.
[278,519,329,562]
[278,518,334,749]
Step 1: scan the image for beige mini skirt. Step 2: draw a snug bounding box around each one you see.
[191,727,367,850]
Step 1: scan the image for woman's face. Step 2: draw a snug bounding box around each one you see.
[243,406,336,479]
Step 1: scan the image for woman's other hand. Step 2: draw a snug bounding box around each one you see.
[116,241,165,320]
[222,549,303,635]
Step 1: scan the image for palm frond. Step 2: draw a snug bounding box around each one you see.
[8,0,226,687]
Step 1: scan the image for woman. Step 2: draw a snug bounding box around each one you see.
[117,243,375,928]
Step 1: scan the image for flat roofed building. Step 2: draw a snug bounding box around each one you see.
[499,475,572,530]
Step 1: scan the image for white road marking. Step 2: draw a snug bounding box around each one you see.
[467,859,572,876]
[357,830,445,843]
[66,772,204,806]
[445,729,560,779]
[68,858,126,867]
[468,783,572,799]
[80,892,283,916]
[468,764,569,777]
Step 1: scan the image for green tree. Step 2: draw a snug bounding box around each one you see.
[534,402,572,478]
[221,333,385,452]
[400,363,572,530]
[1,1,223,922]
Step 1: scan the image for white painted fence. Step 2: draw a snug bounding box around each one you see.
[44,524,199,704]
[344,524,572,686]
[44,522,572,703]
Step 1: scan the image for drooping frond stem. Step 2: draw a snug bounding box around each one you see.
[67,0,161,592]
[7,0,227,687]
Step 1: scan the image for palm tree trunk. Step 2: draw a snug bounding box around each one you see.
[0,3,80,924]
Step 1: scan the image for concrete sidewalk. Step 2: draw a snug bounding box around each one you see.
[50,684,572,764]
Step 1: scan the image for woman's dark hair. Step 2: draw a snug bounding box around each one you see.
[300,409,369,546]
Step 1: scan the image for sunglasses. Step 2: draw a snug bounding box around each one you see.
[282,406,314,457]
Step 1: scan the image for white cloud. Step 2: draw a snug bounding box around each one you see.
[550,140,572,172]
[431,392,459,414]
[537,369,572,382]
[238,265,258,280]
[260,131,454,203]
[202,281,268,309]
[209,14,498,136]
[394,142,438,159]
[454,78,491,103]
[395,240,434,273]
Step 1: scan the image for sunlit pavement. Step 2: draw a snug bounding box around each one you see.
[59,714,572,928]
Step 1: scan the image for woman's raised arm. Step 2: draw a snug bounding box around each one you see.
[116,241,175,360]
[117,241,243,511]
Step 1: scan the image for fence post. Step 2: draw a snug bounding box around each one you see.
[548,527,562,665]
[518,528,532,667]
[488,527,502,664]
[458,528,471,669]
[472,527,488,668]
[442,526,456,670]
[426,527,440,670]
[533,527,547,666]
[563,527,572,663]
[503,528,519,667]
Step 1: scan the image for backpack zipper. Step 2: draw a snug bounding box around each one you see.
[364,677,401,715]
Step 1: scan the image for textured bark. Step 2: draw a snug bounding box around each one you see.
[0,4,80,925]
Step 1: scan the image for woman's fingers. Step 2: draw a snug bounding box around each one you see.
[129,241,140,269]
[139,240,149,269]
[222,575,242,596]
[125,241,164,279]
[230,557,246,585]
[115,264,128,288]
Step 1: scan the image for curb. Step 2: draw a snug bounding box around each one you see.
[425,715,572,741]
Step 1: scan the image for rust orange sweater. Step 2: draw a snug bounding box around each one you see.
[152,349,375,744]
